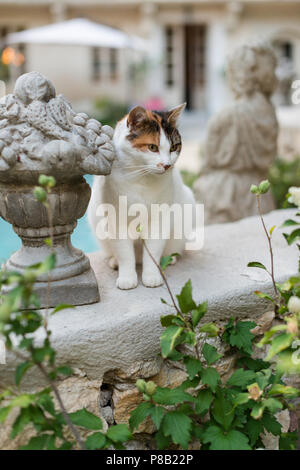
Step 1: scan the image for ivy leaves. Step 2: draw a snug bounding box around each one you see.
[202,343,222,365]
[0,227,133,452]
[85,424,132,450]
[129,396,193,449]
[223,318,256,355]
[184,356,202,379]
[212,390,234,430]
[151,186,300,451]
[161,325,184,358]
[131,276,292,451]
[69,408,103,430]
[176,279,196,313]
[161,412,192,449]
[160,280,216,360]
[203,426,251,450]
[201,368,221,392]
[227,369,257,388]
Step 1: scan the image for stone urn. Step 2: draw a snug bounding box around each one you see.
[0,72,115,307]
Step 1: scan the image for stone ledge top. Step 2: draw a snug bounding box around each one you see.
[0,209,298,388]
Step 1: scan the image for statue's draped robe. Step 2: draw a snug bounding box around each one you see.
[194,93,278,224]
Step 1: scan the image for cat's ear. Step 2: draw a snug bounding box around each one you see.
[167,103,186,126]
[127,106,147,128]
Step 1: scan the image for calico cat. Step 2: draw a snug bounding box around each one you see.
[88,104,196,289]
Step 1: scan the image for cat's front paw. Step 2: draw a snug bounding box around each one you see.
[116,273,138,290]
[142,272,163,288]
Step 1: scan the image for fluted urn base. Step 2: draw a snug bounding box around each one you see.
[0,179,100,307]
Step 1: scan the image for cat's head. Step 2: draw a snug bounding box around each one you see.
[113,103,186,175]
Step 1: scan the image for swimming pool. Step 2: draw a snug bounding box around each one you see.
[0,175,99,264]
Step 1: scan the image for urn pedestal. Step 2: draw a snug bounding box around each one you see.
[0,72,116,308]
[0,178,100,307]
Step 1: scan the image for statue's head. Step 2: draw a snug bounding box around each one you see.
[14,71,56,105]
[227,42,277,98]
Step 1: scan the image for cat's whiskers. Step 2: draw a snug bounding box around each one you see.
[123,165,150,171]
[126,170,150,179]
[124,166,157,180]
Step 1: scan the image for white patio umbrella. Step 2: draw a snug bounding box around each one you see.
[7,18,147,51]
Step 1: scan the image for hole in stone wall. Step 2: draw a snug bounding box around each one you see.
[99,383,114,426]
[100,383,113,407]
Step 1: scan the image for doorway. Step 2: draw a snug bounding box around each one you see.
[184,24,206,110]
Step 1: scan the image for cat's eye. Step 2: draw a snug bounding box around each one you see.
[170,143,180,152]
[148,144,159,152]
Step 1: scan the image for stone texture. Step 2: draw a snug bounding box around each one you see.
[152,363,187,388]
[100,388,113,407]
[0,71,116,307]
[101,406,114,425]
[0,209,297,391]
[57,375,108,446]
[194,42,278,224]
[54,375,101,416]
[0,374,104,450]
[251,311,275,336]
[103,358,162,384]
[113,387,147,431]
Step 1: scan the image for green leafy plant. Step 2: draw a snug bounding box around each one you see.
[248,181,300,377]
[93,98,129,128]
[248,180,300,446]
[129,241,298,450]
[0,175,132,450]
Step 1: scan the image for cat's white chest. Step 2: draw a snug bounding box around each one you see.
[107,169,175,207]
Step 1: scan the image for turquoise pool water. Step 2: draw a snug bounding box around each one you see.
[0,175,99,264]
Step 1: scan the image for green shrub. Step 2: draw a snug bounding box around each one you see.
[269,158,300,208]
[93,98,129,128]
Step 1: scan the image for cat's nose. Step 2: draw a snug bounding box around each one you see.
[163,164,171,171]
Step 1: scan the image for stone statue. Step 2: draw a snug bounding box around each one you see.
[194,42,278,224]
[0,72,115,307]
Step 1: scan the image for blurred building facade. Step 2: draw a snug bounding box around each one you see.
[0,0,300,114]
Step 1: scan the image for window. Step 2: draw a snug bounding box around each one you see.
[273,39,294,61]
[17,43,26,75]
[273,38,295,106]
[92,47,101,81]
[17,26,26,74]
[194,25,206,86]
[281,41,293,60]
[0,26,8,44]
[109,48,118,81]
[165,26,174,87]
